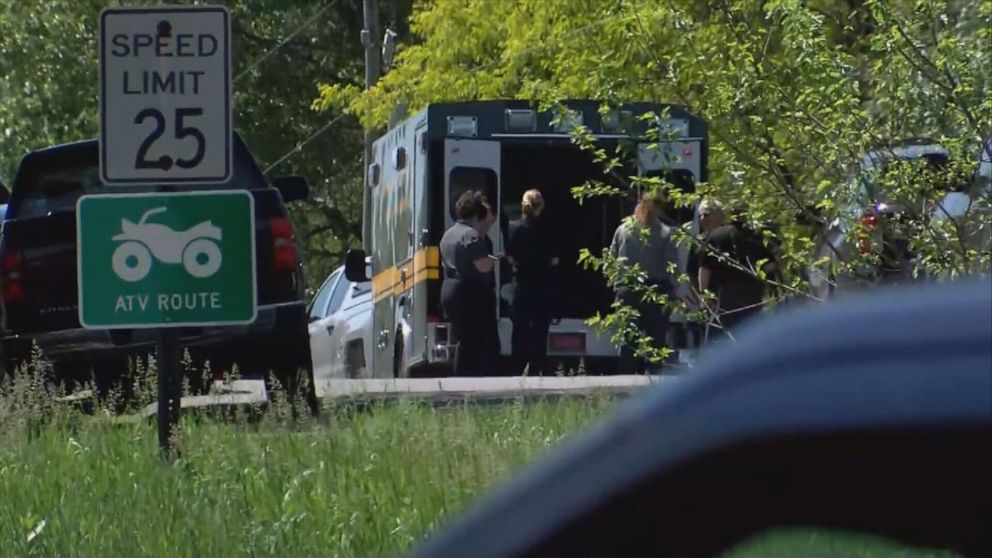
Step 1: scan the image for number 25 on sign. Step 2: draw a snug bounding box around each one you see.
[132,108,206,172]
[99,6,232,185]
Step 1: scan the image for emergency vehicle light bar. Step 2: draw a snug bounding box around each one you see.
[505,109,537,132]
[553,111,584,133]
[367,163,380,187]
[603,110,633,132]
[447,116,478,138]
[657,118,690,138]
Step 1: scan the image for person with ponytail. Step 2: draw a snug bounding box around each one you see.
[506,189,558,376]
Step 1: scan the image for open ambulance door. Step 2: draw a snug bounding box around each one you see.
[442,139,507,352]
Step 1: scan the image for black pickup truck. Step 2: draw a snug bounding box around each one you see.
[0,133,314,401]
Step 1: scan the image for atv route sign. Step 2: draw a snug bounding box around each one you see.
[99,5,231,184]
[77,191,256,328]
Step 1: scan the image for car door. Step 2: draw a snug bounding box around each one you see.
[322,272,353,379]
[308,269,342,383]
[339,280,373,378]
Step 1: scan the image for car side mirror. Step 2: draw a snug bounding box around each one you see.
[0,182,9,205]
[273,175,309,203]
[344,249,370,282]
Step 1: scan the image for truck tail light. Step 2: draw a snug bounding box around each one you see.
[2,251,23,303]
[427,321,453,362]
[857,212,879,254]
[269,217,298,272]
[434,323,449,345]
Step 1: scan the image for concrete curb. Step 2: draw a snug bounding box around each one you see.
[121,375,671,420]
[315,375,667,400]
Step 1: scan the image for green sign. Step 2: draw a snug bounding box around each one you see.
[77,191,256,328]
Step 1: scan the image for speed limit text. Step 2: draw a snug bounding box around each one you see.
[110,32,218,95]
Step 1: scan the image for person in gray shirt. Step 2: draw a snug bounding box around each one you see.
[609,192,679,374]
[440,190,500,376]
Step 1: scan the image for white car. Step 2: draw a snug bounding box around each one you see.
[810,139,991,298]
[307,264,372,383]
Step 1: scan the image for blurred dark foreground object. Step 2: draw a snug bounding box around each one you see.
[403,279,992,558]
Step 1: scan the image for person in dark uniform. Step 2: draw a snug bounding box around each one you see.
[439,190,500,376]
[697,200,777,341]
[684,227,708,353]
[506,189,558,376]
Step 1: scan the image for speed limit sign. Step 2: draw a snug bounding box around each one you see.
[99,6,231,184]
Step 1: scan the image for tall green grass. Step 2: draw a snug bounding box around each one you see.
[1,355,615,557]
[0,354,966,558]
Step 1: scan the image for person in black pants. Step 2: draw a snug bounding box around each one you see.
[697,200,777,341]
[439,190,500,376]
[506,189,558,376]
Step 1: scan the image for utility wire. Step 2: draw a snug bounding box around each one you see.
[258,6,626,179]
[234,0,341,85]
[259,17,619,176]
[257,5,613,179]
[233,0,345,175]
[263,114,346,175]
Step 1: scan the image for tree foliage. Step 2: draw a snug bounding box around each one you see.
[0,0,410,290]
[318,0,991,355]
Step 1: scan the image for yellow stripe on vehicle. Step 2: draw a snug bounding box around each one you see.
[371,267,399,299]
[414,246,440,268]
[372,246,442,303]
[413,267,440,281]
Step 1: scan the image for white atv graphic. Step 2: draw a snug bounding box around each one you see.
[111,207,223,282]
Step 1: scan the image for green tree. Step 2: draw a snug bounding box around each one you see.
[0,0,410,290]
[231,0,412,290]
[318,0,991,358]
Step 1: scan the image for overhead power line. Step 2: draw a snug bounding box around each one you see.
[263,114,346,176]
[232,0,346,176]
[234,0,341,85]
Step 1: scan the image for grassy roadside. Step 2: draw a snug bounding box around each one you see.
[0,359,966,558]
[0,391,614,558]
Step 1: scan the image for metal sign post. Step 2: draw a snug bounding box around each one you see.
[157,328,181,452]
[94,5,238,457]
[77,191,255,455]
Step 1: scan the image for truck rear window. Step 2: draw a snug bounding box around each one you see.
[11,163,102,219]
[8,137,267,220]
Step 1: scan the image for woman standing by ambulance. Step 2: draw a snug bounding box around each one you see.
[506,189,558,375]
[439,190,500,376]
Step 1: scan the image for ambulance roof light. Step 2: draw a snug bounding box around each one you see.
[603,109,633,132]
[657,118,690,139]
[392,147,407,170]
[447,116,478,138]
[367,163,381,187]
[553,110,584,133]
[505,109,537,132]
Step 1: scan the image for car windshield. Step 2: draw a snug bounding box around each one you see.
[7,136,267,220]
[859,148,955,203]
[12,163,103,219]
